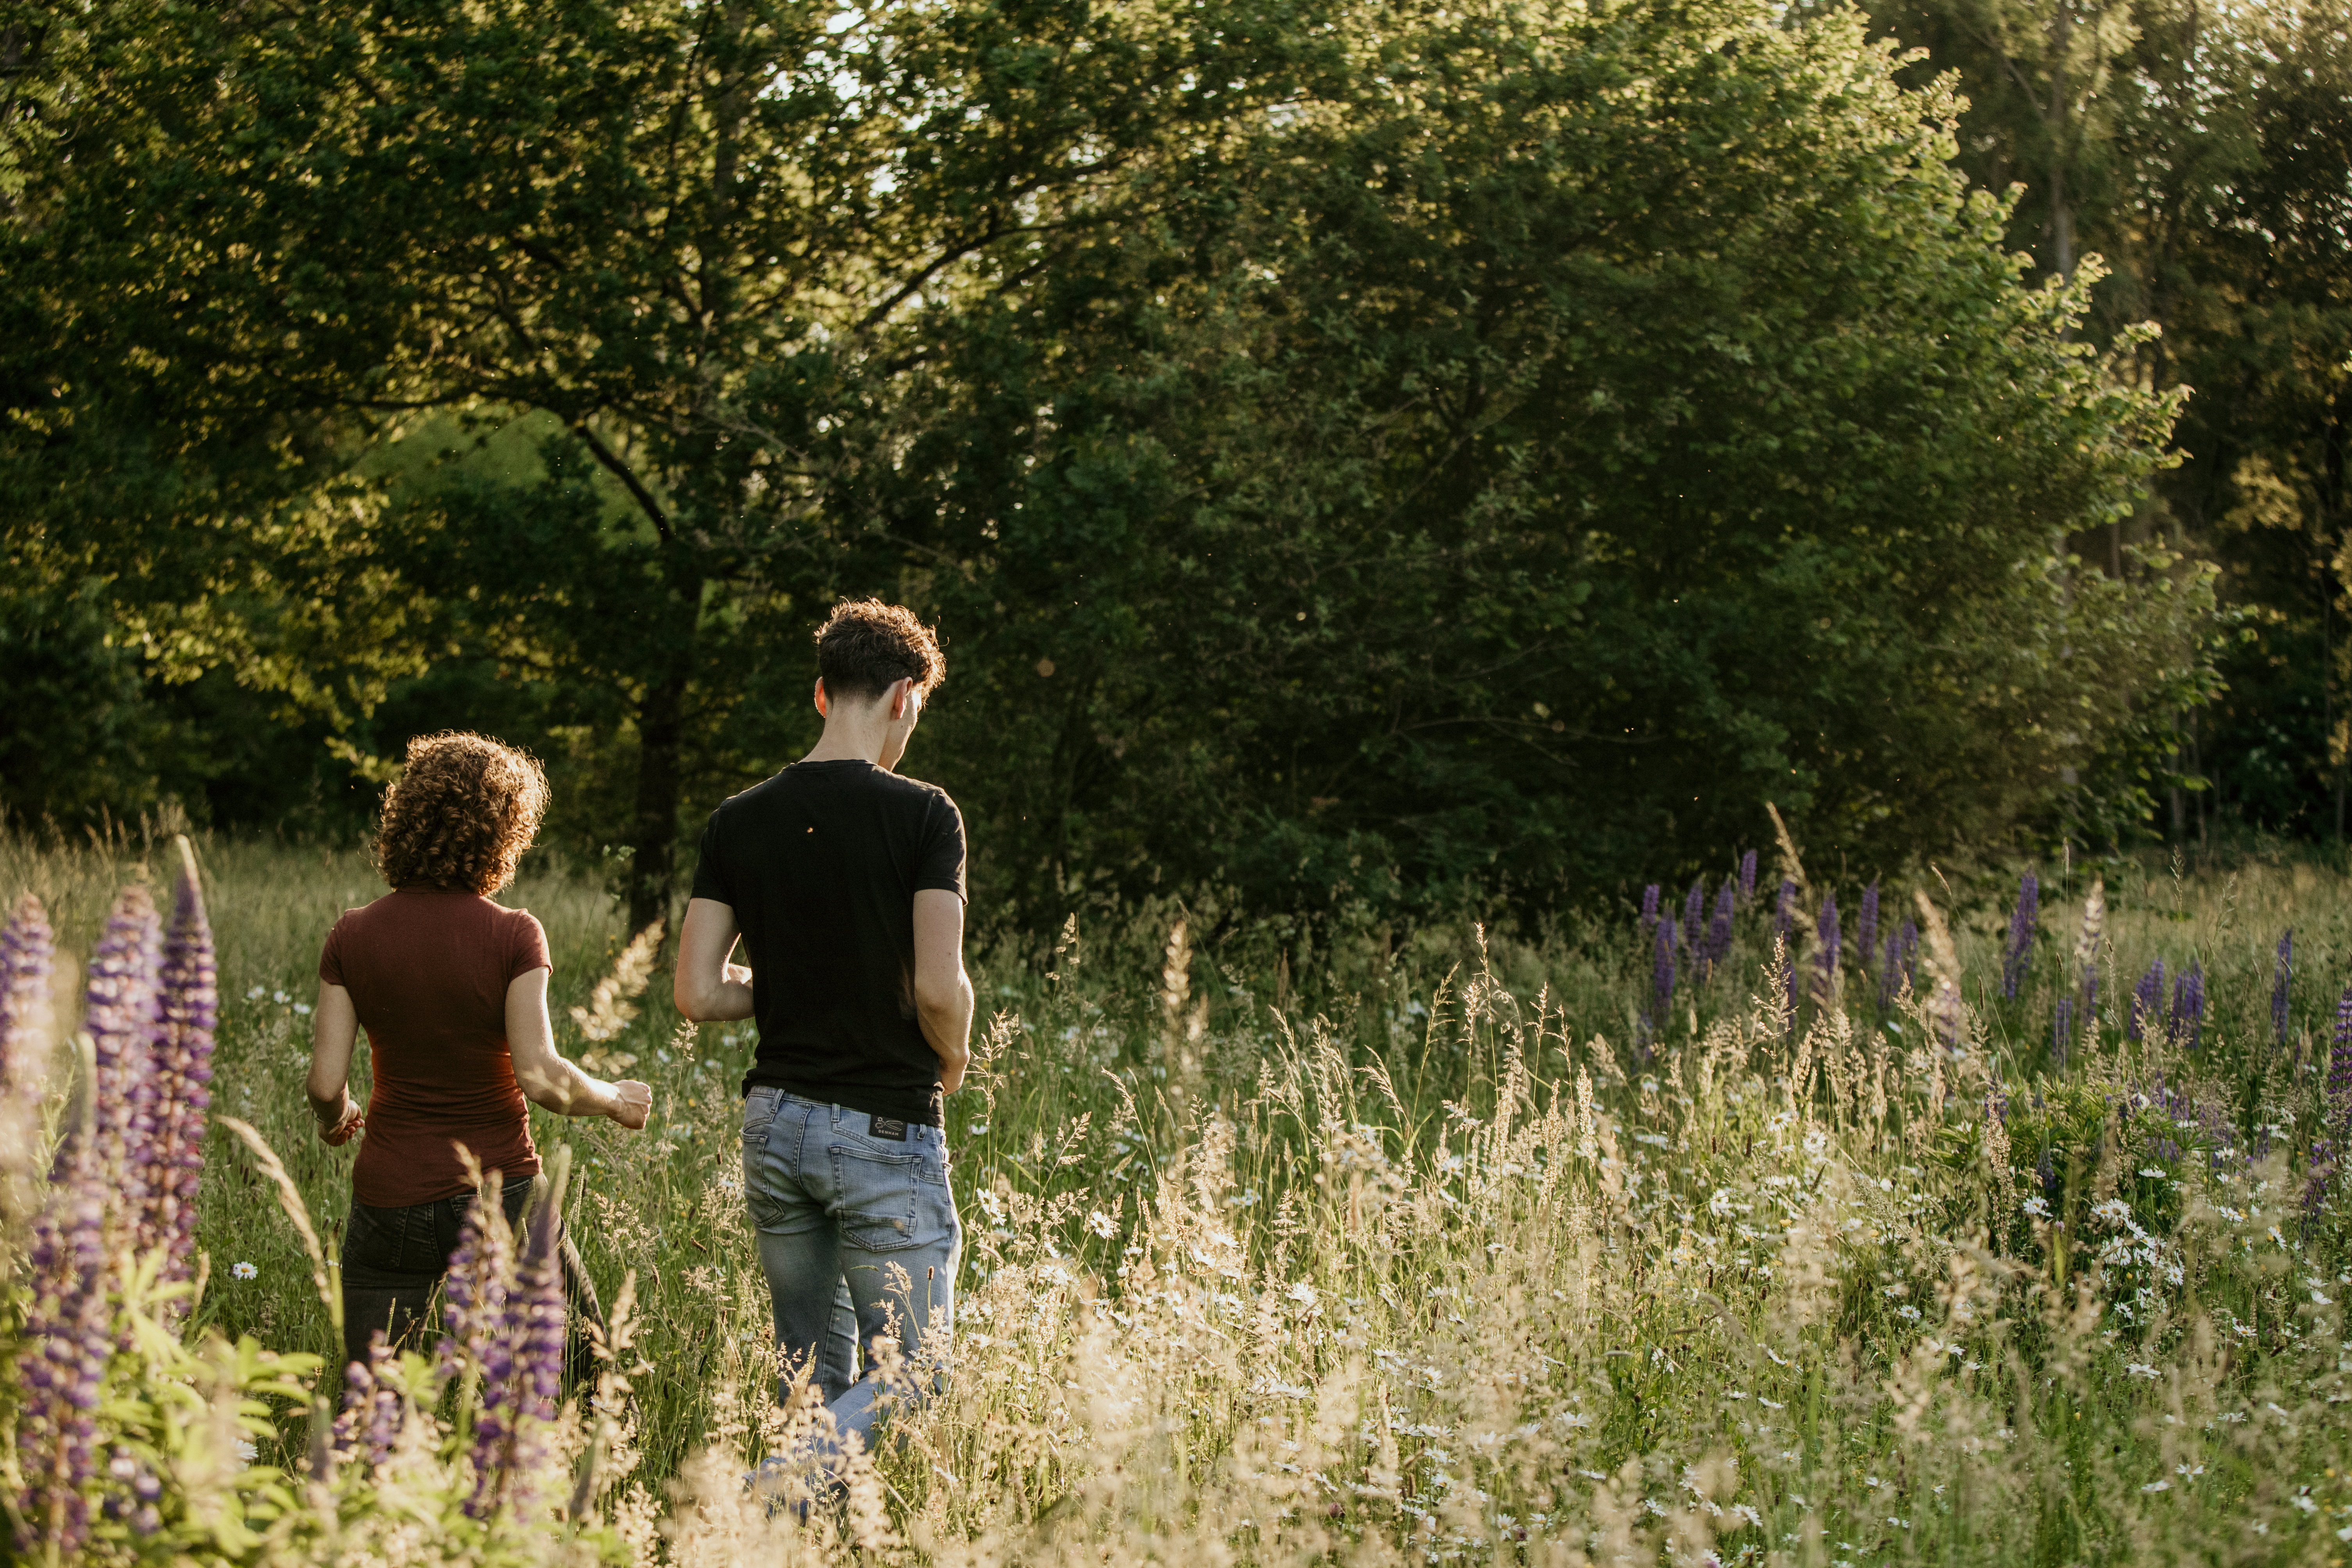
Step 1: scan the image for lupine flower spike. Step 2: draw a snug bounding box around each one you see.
[2001,871,2037,1000]
[75,887,162,1238]
[1737,850,1757,904]
[2129,961,2164,1043]
[2272,929,2292,1044]
[14,1171,109,1554]
[0,892,55,1091]
[469,1161,570,1518]
[1,894,57,1228]
[2171,964,2204,1052]
[1855,881,1879,979]
[1653,915,1676,1017]
[1772,879,1796,948]
[440,1172,514,1388]
[1681,880,1706,959]
[1637,884,1661,943]
[5,895,107,1558]
[1880,921,1918,1011]
[335,1332,405,1472]
[2330,987,2352,1134]
[1706,883,1735,967]
[151,840,217,1282]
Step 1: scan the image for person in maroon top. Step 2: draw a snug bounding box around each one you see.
[307,731,654,1374]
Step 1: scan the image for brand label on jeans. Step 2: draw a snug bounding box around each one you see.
[867,1115,908,1141]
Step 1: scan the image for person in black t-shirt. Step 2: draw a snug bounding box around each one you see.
[674,599,974,1475]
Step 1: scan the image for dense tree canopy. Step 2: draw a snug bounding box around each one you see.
[1850,0,2352,839]
[3,0,2212,926]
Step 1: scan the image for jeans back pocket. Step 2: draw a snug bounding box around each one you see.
[826,1146,922,1252]
[742,1090,782,1151]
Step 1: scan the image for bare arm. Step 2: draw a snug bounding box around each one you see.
[307,982,365,1146]
[506,968,653,1127]
[674,897,756,1022]
[913,888,973,1096]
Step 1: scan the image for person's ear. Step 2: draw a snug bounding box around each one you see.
[813,676,830,718]
[891,678,913,722]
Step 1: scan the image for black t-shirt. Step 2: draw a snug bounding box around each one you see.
[689,760,967,1125]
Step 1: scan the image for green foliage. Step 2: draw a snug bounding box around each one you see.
[0,1249,324,1563]
[1850,0,2352,839]
[2,0,2214,922]
[906,0,2212,910]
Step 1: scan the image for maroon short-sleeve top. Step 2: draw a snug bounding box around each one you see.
[318,888,550,1207]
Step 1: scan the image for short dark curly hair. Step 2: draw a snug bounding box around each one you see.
[374,733,549,895]
[815,599,946,703]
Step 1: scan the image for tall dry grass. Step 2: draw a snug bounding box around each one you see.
[2,822,2348,1564]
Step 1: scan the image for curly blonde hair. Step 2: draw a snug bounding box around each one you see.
[374,733,549,895]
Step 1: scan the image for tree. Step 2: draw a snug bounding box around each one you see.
[2,0,1333,928]
[6,0,2211,921]
[900,0,2209,908]
[1849,0,2352,842]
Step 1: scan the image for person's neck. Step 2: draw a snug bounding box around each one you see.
[801,712,891,767]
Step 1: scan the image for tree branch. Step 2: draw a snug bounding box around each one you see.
[570,420,675,543]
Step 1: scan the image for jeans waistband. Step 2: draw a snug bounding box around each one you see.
[745,1085,946,1144]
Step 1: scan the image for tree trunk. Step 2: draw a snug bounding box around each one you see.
[2049,163,2075,281]
[626,661,692,938]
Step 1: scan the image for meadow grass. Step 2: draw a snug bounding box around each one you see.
[3,821,2349,1565]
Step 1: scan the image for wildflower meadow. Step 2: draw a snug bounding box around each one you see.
[2,822,2349,1566]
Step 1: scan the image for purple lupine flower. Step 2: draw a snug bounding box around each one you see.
[1707,883,1735,965]
[2171,963,2204,1051]
[150,850,217,1282]
[2306,1140,2337,1220]
[334,1332,405,1471]
[2,896,57,1220]
[1653,914,1677,1016]
[468,1193,567,1518]
[2128,962,2164,1043]
[2,892,55,1088]
[439,1188,514,1387]
[100,1445,162,1537]
[2001,871,2038,1000]
[2331,987,2352,1133]
[2272,930,2292,1044]
[1814,892,1840,991]
[1879,920,1918,1009]
[13,1168,110,1554]
[1772,879,1796,947]
[2051,994,2073,1067]
[74,888,161,1238]
[1737,850,1758,903]
[1682,880,1706,957]
[1855,881,1879,978]
[446,1185,519,1518]
[1638,884,1661,944]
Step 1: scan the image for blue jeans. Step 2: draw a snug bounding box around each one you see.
[740,1087,959,1459]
